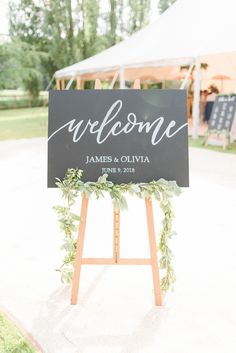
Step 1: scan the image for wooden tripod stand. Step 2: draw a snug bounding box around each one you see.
[55,77,162,306]
[71,192,162,306]
[71,78,162,306]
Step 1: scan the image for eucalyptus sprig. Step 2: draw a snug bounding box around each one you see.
[54,168,181,292]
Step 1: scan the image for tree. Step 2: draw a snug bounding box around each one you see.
[16,41,48,98]
[0,39,47,97]
[158,0,176,14]
[78,0,100,58]
[0,43,20,89]
[9,0,49,95]
[14,40,47,98]
[127,0,151,34]
[43,0,78,75]
[109,0,117,45]
[9,0,44,47]
[67,0,75,61]
[8,0,154,92]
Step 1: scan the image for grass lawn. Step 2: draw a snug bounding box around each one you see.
[0,311,39,353]
[0,90,48,100]
[189,136,236,154]
[0,107,48,140]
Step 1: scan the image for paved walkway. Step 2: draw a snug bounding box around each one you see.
[0,138,236,353]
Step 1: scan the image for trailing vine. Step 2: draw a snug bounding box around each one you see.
[54,168,181,292]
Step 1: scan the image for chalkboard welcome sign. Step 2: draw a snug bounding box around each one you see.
[48,90,189,187]
[209,94,236,131]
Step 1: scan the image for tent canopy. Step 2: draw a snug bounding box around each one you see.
[55,0,236,87]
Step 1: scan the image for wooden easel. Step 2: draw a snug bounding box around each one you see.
[56,77,162,306]
[205,131,229,150]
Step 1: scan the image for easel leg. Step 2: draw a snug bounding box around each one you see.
[113,208,120,263]
[223,135,228,150]
[71,193,89,305]
[145,198,162,306]
[204,135,210,147]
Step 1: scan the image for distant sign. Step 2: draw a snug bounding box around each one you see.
[209,94,236,131]
[48,90,189,187]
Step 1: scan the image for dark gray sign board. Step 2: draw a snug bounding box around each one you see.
[209,94,236,131]
[48,90,189,187]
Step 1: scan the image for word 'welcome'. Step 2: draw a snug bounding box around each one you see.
[48,99,188,145]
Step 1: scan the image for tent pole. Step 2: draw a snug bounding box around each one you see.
[192,57,201,139]
[66,76,75,89]
[119,67,125,88]
[180,63,194,89]
[109,71,119,89]
[45,75,55,91]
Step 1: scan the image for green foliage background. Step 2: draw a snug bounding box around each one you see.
[2,0,162,97]
[0,312,37,353]
[158,0,176,13]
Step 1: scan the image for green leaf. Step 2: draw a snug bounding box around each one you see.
[130,184,141,193]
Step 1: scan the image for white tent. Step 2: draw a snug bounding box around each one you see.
[54,0,236,137]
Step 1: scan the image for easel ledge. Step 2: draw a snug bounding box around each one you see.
[56,77,162,306]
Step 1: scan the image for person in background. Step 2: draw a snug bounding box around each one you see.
[203,85,219,123]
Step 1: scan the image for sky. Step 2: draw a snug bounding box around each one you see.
[0,0,160,35]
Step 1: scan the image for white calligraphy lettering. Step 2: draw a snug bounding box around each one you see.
[48,99,187,145]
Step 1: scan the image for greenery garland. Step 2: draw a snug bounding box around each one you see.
[54,168,181,292]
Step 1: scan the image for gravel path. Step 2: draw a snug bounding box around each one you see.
[0,138,236,353]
